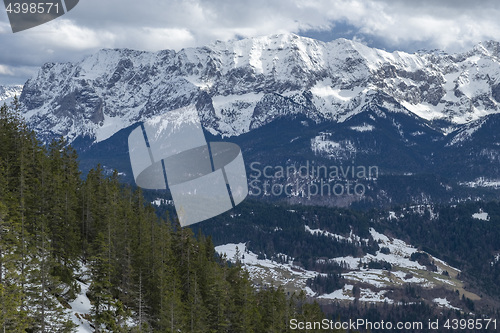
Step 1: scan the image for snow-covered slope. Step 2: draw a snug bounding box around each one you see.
[19,34,500,144]
[216,227,470,308]
[216,242,318,295]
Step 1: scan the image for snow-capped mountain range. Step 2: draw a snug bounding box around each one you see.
[19,33,500,144]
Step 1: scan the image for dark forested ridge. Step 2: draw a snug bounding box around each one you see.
[0,100,333,332]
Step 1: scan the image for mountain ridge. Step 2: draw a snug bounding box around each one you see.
[19,33,500,145]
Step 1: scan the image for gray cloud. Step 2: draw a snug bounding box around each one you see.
[1,0,500,85]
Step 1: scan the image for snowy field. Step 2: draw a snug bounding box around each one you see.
[216,227,464,308]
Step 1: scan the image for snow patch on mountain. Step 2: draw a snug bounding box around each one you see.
[317,284,355,301]
[305,225,368,246]
[358,288,393,303]
[447,117,488,146]
[400,101,443,121]
[317,284,393,303]
[350,123,374,132]
[215,242,317,294]
[492,254,500,266]
[311,133,357,160]
[212,92,264,136]
[388,211,399,220]
[472,210,490,221]
[343,270,399,288]
[461,178,500,189]
[369,228,418,260]
[433,298,461,311]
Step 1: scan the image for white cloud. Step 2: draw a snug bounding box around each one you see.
[0,64,14,75]
[332,0,500,52]
[1,0,499,52]
[22,19,117,51]
[124,27,195,52]
[1,0,500,84]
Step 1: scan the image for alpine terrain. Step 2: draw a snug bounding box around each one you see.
[3,34,500,331]
[16,33,500,206]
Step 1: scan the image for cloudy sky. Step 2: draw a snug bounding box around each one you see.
[1,0,500,85]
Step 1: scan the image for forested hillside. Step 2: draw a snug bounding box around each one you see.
[197,199,500,330]
[0,99,331,332]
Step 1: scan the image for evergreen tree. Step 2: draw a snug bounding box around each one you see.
[25,212,76,332]
[89,231,125,332]
[46,137,81,280]
[0,200,29,332]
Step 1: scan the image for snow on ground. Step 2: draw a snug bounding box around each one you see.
[472,211,490,221]
[318,285,393,304]
[311,135,340,153]
[95,112,134,143]
[461,178,500,189]
[331,228,424,271]
[350,124,374,132]
[400,101,446,122]
[211,92,264,136]
[329,228,461,290]
[432,255,462,273]
[217,227,462,305]
[343,270,394,288]
[391,270,431,285]
[310,135,358,159]
[215,243,317,290]
[326,255,362,270]
[434,276,456,286]
[359,288,393,303]
[151,198,174,206]
[433,298,461,311]
[318,285,355,301]
[342,268,434,289]
[304,225,367,246]
[366,228,425,269]
[217,243,272,267]
[310,80,360,102]
[304,286,316,297]
[69,280,93,333]
[404,205,438,219]
[491,253,500,266]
